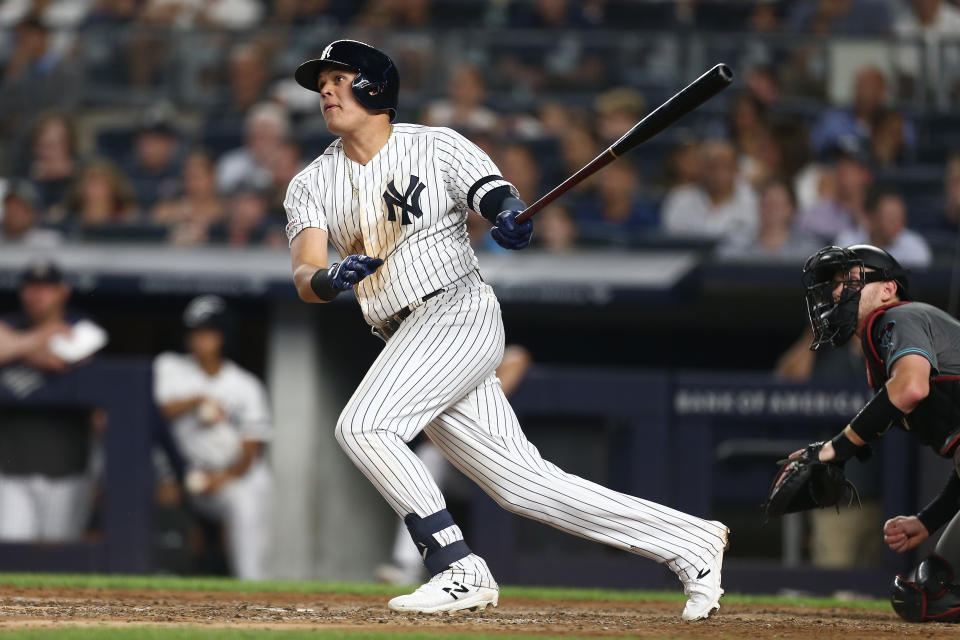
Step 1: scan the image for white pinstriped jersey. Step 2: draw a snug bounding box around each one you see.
[284,124,517,327]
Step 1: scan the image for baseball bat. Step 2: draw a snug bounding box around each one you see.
[514,63,734,224]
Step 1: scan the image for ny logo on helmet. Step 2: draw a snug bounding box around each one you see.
[384,175,425,225]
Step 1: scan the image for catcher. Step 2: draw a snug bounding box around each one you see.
[766,244,960,622]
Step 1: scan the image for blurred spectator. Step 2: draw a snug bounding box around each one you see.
[136,0,263,29]
[0,260,107,542]
[194,0,265,30]
[0,16,80,140]
[716,177,821,261]
[809,65,915,158]
[537,102,579,139]
[770,118,811,183]
[893,0,960,98]
[126,105,183,209]
[496,1,608,93]
[743,65,781,109]
[266,139,303,215]
[935,151,960,234]
[129,0,265,88]
[593,87,645,143]
[422,63,498,135]
[498,143,541,203]
[0,179,62,246]
[559,123,601,196]
[268,0,357,24]
[355,0,431,27]
[532,203,577,252]
[25,112,81,214]
[661,139,758,241]
[728,92,783,187]
[578,159,658,241]
[834,187,932,267]
[795,135,873,240]
[154,149,225,243]
[209,181,279,247]
[216,102,290,195]
[786,0,892,35]
[127,0,185,87]
[58,159,139,226]
[83,0,140,26]
[0,1,93,28]
[212,42,272,133]
[508,0,596,28]
[869,108,909,167]
[661,137,702,190]
[153,295,272,579]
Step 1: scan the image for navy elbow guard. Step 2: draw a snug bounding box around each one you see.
[310,268,340,301]
[848,386,904,443]
[477,184,525,224]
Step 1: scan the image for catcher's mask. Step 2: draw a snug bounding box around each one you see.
[801,244,909,351]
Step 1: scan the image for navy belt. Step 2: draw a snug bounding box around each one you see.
[376,288,445,340]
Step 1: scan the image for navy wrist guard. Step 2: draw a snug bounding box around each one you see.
[310,268,340,301]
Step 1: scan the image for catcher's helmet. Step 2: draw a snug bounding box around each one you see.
[802,244,909,350]
[183,295,233,333]
[295,40,399,122]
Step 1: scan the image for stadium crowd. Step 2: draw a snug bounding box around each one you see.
[2,0,960,269]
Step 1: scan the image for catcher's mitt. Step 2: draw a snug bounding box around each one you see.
[764,442,861,518]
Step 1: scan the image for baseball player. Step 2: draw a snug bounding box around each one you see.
[152,295,272,580]
[0,260,104,542]
[795,244,960,622]
[284,40,729,620]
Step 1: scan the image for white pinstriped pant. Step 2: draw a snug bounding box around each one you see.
[335,273,726,583]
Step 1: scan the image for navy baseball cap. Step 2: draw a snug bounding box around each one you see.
[19,259,64,286]
[183,295,232,331]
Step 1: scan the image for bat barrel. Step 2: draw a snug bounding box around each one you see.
[610,63,733,157]
[514,63,733,224]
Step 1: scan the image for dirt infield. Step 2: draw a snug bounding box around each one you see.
[0,586,958,638]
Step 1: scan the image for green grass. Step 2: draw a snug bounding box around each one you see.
[0,572,889,611]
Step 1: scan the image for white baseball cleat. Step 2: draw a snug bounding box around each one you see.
[388,575,499,614]
[680,521,730,622]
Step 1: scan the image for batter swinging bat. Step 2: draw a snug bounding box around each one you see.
[514,63,734,224]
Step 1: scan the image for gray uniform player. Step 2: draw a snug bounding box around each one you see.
[283,40,728,619]
[799,244,960,622]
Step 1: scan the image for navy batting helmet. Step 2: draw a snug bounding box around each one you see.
[295,40,399,122]
[183,295,233,333]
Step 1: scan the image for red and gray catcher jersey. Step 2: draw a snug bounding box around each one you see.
[284,124,517,327]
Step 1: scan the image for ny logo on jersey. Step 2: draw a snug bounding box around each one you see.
[384,175,426,225]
